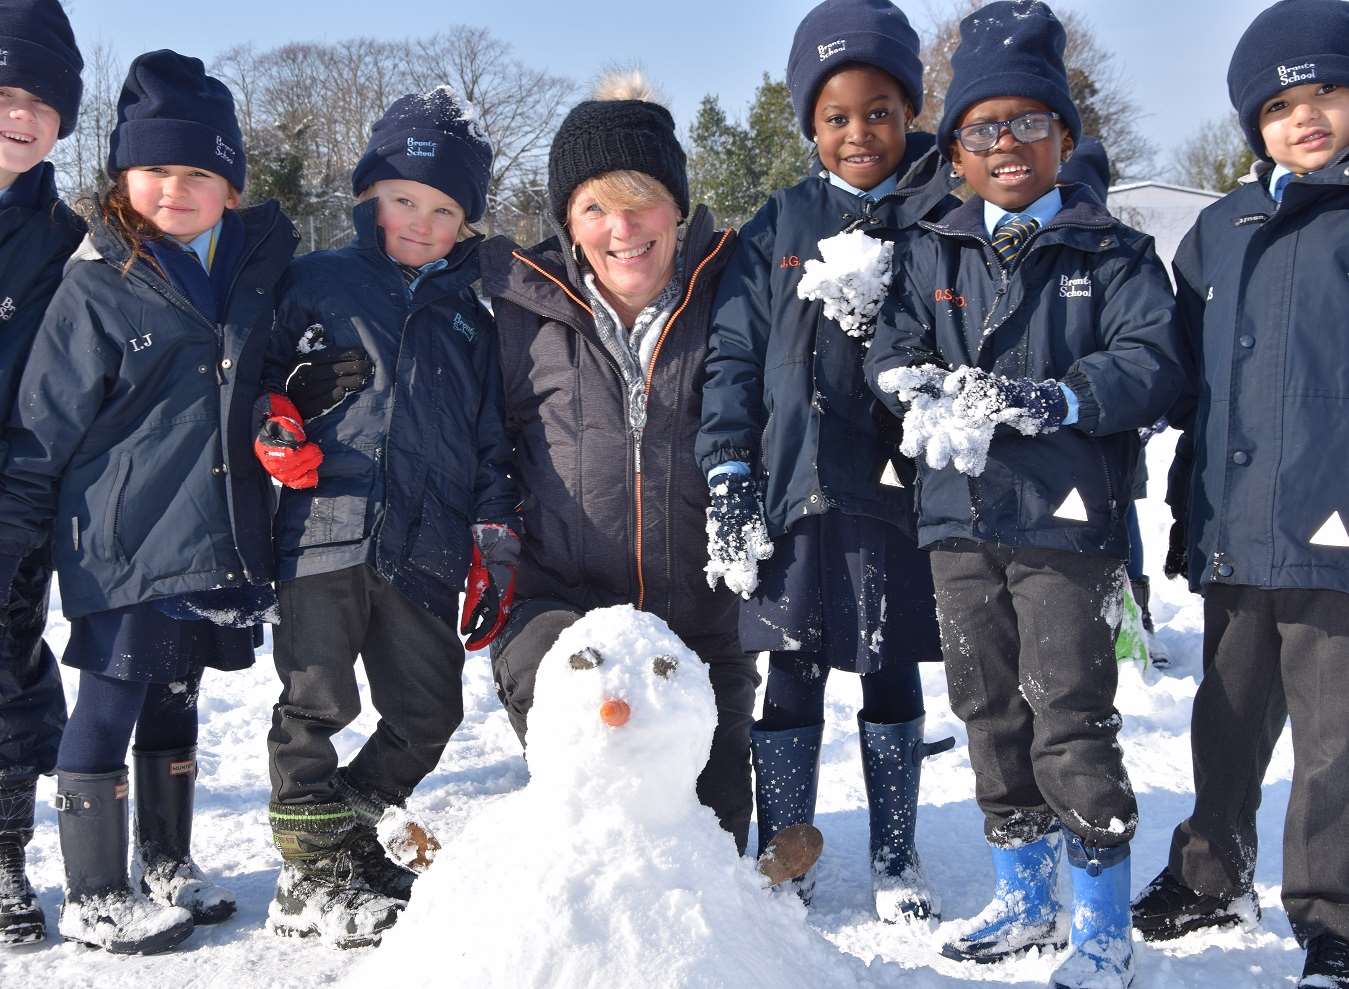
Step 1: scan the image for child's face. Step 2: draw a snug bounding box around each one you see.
[811,66,911,191]
[1259,82,1349,175]
[366,179,465,268]
[950,97,1073,210]
[0,85,60,185]
[125,165,239,243]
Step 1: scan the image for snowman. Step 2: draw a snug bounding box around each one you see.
[354,605,873,988]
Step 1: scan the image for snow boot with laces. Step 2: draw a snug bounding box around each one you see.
[54,768,194,954]
[267,801,403,949]
[857,714,954,923]
[1300,933,1349,988]
[942,830,1067,964]
[331,770,418,900]
[1130,866,1260,941]
[0,781,44,946]
[1050,835,1135,989]
[750,722,824,904]
[132,747,235,924]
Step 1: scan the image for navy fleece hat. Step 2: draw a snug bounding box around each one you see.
[937,1,1082,157]
[787,0,924,140]
[0,0,83,138]
[351,87,493,224]
[1228,0,1349,160]
[107,50,246,191]
[1059,136,1110,202]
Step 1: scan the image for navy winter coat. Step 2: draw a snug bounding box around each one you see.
[0,200,298,618]
[0,163,85,437]
[696,137,957,537]
[1167,156,1349,594]
[264,200,517,623]
[865,185,1187,558]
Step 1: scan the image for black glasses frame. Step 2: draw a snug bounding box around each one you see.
[954,111,1062,153]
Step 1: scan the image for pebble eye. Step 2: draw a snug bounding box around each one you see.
[652,656,677,679]
[569,648,604,670]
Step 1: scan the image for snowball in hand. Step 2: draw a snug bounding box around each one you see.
[357,606,870,989]
[876,365,1026,477]
[796,229,894,341]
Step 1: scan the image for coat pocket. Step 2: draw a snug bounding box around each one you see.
[277,440,379,551]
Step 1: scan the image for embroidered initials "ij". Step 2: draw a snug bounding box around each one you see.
[128,334,153,352]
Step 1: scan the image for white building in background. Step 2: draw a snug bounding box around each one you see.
[1106,181,1224,272]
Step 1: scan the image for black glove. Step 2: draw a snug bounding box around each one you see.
[952,368,1069,434]
[286,348,374,420]
[705,471,774,598]
[1164,519,1188,580]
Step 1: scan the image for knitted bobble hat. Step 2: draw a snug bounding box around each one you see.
[351,86,494,224]
[0,0,83,138]
[786,0,924,140]
[937,0,1082,157]
[106,50,246,191]
[547,73,689,225]
[1227,0,1349,159]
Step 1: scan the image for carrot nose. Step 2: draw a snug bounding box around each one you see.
[600,698,630,727]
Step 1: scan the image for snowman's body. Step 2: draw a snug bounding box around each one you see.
[360,606,869,988]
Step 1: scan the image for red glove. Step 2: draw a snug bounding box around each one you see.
[461,523,520,651]
[253,393,323,489]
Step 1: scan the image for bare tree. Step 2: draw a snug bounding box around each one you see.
[49,40,122,202]
[916,1,1156,183]
[1170,115,1255,193]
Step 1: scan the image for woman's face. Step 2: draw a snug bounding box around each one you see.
[567,183,680,320]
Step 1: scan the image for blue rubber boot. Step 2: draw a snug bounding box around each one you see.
[941,831,1067,964]
[857,714,954,923]
[750,722,823,902]
[1051,835,1135,989]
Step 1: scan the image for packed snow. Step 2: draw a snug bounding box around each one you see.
[796,230,894,341]
[0,432,1311,987]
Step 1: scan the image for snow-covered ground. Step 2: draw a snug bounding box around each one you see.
[0,432,1305,987]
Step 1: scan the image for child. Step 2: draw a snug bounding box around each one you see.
[0,0,84,948]
[1131,3,1349,984]
[0,49,298,954]
[260,87,518,949]
[864,3,1185,986]
[698,0,957,922]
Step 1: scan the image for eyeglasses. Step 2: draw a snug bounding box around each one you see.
[953,111,1061,154]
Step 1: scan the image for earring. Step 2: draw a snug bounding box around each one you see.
[573,241,585,267]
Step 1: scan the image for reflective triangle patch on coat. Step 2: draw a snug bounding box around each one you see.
[880,461,905,488]
[1311,512,1349,547]
[1053,489,1090,522]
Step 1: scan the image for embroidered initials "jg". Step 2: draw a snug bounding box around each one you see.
[128,333,153,352]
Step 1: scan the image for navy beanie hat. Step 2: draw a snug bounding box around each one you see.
[787,0,924,140]
[1228,0,1349,160]
[937,1,1082,157]
[0,0,83,138]
[1059,135,1110,202]
[351,87,493,224]
[107,50,246,191]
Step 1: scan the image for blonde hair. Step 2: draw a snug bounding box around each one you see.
[567,169,676,219]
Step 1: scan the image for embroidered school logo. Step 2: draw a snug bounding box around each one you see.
[452,313,477,342]
[1278,62,1317,86]
[1233,213,1269,227]
[818,39,847,61]
[0,297,15,321]
[407,137,438,159]
[128,333,153,353]
[214,136,236,165]
[1059,274,1092,299]
[1207,286,1215,301]
[0,50,8,67]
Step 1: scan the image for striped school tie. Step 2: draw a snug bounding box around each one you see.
[992,214,1041,269]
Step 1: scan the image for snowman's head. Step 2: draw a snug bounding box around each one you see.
[525,606,718,823]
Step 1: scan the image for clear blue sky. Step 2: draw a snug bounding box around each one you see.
[65,0,1271,173]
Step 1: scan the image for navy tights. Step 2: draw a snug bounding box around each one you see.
[760,652,924,730]
[57,669,201,774]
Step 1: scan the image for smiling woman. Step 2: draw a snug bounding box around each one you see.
[479,70,761,857]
